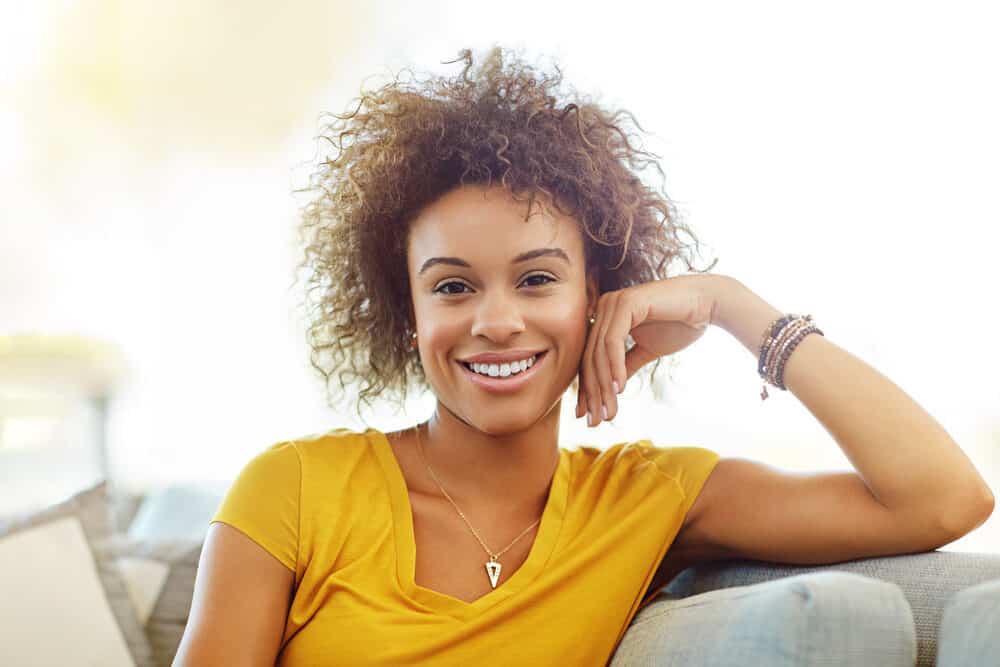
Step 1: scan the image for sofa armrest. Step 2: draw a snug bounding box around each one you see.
[659,550,1000,667]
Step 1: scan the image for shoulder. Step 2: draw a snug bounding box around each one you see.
[627,441,722,505]
[563,441,721,517]
[232,428,380,484]
[627,441,724,560]
[562,440,719,477]
[280,426,378,459]
[631,440,720,473]
[228,439,301,487]
[292,426,375,448]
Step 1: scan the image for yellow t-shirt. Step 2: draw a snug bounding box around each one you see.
[209,427,720,666]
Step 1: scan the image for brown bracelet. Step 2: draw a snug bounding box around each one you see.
[774,322,823,390]
[757,314,824,400]
[767,317,811,384]
[758,314,806,381]
[764,317,806,382]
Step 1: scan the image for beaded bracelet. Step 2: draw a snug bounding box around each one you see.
[765,316,822,386]
[756,313,824,400]
[764,317,811,383]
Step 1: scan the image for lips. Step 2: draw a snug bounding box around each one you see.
[459,349,546,364]
[462,352,539,375]
[457,351,547,394]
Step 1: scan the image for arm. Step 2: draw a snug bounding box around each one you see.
[708,274,994,535]
[173,522,294,667]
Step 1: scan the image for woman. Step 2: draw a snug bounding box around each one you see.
[174,46,993,666]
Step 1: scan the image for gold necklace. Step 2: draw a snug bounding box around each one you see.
[413,424,543,590]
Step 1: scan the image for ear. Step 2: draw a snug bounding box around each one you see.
[585,273,599,315]
[405,298,418,337]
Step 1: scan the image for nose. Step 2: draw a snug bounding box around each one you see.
[469,290,526,342]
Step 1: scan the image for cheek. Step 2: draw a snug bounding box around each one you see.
[419,316,465,359]
[536,299,589,351]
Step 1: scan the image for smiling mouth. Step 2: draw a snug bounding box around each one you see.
[460,351,546,378]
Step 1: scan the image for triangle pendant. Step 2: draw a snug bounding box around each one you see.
[485,559,502,589]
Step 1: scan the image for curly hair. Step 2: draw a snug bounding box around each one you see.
[293,44,718,419]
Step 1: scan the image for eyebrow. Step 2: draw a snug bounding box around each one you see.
[418,247,571,275]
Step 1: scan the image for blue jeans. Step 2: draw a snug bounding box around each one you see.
[611,571,916,666]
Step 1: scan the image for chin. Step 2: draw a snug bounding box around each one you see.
[464,412,537,436]
[460,397,564,437]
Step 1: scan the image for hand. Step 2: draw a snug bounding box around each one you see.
[575,273,724,426]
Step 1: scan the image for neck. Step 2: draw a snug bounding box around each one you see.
[415,401,563,516]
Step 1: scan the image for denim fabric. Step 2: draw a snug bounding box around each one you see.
[936,578,1000,667]
[610,571,916,666]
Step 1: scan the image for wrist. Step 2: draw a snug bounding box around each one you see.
[707,274,743,328]
[709,276,785,357]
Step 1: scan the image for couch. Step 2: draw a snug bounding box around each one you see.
[612,549,1000,666]
[2,480,998,666]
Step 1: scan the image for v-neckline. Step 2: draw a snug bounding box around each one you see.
[368,427,570,621]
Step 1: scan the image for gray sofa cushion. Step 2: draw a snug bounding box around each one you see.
[936,577,1000,667]
[660,551,1000,667]
[611,571,916,666]
[0,481,156,667]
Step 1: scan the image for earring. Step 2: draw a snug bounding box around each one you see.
[409,331,418,350]
[588,314,596,325]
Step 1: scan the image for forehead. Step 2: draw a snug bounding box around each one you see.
[407,184,582,268]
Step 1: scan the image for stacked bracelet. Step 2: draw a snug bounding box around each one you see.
[756,313,824,401]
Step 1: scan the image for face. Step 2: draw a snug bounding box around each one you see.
[407,183,597,434]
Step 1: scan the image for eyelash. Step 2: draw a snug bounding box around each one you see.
[433,273,556,295]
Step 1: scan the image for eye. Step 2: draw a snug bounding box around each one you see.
[433,273,556,294]
[432,280,471,295]
[521,273,556,287]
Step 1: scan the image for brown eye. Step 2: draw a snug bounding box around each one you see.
[433,281,471,295]
[521,273,555,287]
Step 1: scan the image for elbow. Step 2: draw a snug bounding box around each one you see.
[938,485,995,540]
[981,484,996,515]
[975,486,996,527]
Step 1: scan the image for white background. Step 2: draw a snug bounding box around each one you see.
[1,0,997,552]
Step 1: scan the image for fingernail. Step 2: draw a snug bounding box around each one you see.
[586,410,593,426]
[601,405,608,421]
[612,381,620,395]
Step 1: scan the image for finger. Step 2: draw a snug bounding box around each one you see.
[575,313,590,419]
[623,340,657,380]
[594,292,620,421]
[582,297,605,426]
[603,293,634,410]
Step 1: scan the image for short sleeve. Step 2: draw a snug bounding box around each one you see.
[634,443,721,515]
[210,440,301,572]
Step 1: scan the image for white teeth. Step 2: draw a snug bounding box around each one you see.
[468,354,539,378]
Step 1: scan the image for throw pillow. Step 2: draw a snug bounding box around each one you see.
[105,535,204,667]
[0,480,156,667]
